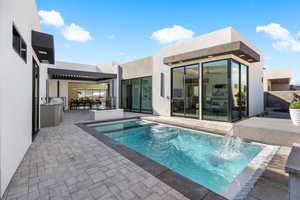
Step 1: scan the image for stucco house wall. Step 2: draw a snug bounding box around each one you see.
[263,68,292,91]
[120,56,153,80]
[0,0,41,196]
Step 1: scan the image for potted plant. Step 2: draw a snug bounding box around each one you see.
[290,101,300,126]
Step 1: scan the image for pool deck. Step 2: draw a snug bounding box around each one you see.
[2,111,290,200]
[235,117,300,146]
[142,116,233,135]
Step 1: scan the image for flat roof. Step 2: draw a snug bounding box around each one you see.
[163,41,260,65]
[48,68,117,81]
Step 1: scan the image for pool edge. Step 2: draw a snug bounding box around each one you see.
[221,144,279,200]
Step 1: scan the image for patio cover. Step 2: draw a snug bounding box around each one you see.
[48,68,117,81]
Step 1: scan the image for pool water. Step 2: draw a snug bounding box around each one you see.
[93,120,262,194]
[88,119,155,133]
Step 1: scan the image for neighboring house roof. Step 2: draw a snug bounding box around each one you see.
[263,68,292,82]
[54,61,100,72]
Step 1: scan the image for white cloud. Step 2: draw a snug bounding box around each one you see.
[108,34,116,40]
[151,25,194,44]
[62,24,92,42]
[119,52,126,56]
[256,23,300,52]
[38,10,64,27]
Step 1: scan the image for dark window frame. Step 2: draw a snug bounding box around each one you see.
[201,59,230,122]
[201,58,249,122]
[170,64,200,119]
[12,24,27,63]
[120,76,153,114]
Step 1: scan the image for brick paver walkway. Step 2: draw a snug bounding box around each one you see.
[3,111,290,200]
[3,111,189,200]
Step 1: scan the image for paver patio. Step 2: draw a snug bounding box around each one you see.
[2,111,290,200]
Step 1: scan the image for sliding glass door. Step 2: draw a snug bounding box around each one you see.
[171,67,185,116]
[240,64,248,118]
[141,77,152,112]
[202,60,229,121]
[131,79,141,112]
[121,77,152,113]
[171,64,199,118]
[202,59,248,122]
[231,61,240,121]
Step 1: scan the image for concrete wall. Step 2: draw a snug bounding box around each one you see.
[263,69,292,91]
[270,82,290,91]
[120,57,153,79]
[265,91,300,110]
[0,0,41,196]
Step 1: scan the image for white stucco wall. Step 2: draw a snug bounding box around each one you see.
[0,0,41,196]
[97,61,120,108]
[152,54,171,116]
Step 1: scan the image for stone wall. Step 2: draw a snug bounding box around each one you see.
[264,90,300,110]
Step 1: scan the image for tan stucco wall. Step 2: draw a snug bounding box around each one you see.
[121,56,153,79]
[271,83,290,91]
[263,68,292,91]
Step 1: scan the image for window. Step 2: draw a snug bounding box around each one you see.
[13,25,27,62]
[202,60,229,121]
[202,59,248,122]
[171,64,199,118]
[121,77,153,113]
[160,73,165,97]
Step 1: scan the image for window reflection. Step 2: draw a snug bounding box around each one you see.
[202,60,228,121]
[121,77,152,113]
[171,65,199,118]
[231,61,240,121]
[202,59,248,121]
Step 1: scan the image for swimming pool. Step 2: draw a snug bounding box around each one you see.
[88,119,277,199]
[88,119,156,133]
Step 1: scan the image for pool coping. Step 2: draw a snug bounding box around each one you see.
[76,117,277,200]
[221,143,279,199]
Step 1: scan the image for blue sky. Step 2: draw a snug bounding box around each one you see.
[37,0,300,83]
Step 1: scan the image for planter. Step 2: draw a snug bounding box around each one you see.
[290,109,300,126]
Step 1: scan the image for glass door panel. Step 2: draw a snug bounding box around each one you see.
[202,60,229,121]
[185,65,199,118]
[121,80,132,111]
[231,61,240,121]
[241,64,248,117]
[141,77,152,113]
[131,79,141,112]
[171,67,185,116]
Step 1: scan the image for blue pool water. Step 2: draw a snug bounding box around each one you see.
[89,119,154,133]
[93,120,262,194]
